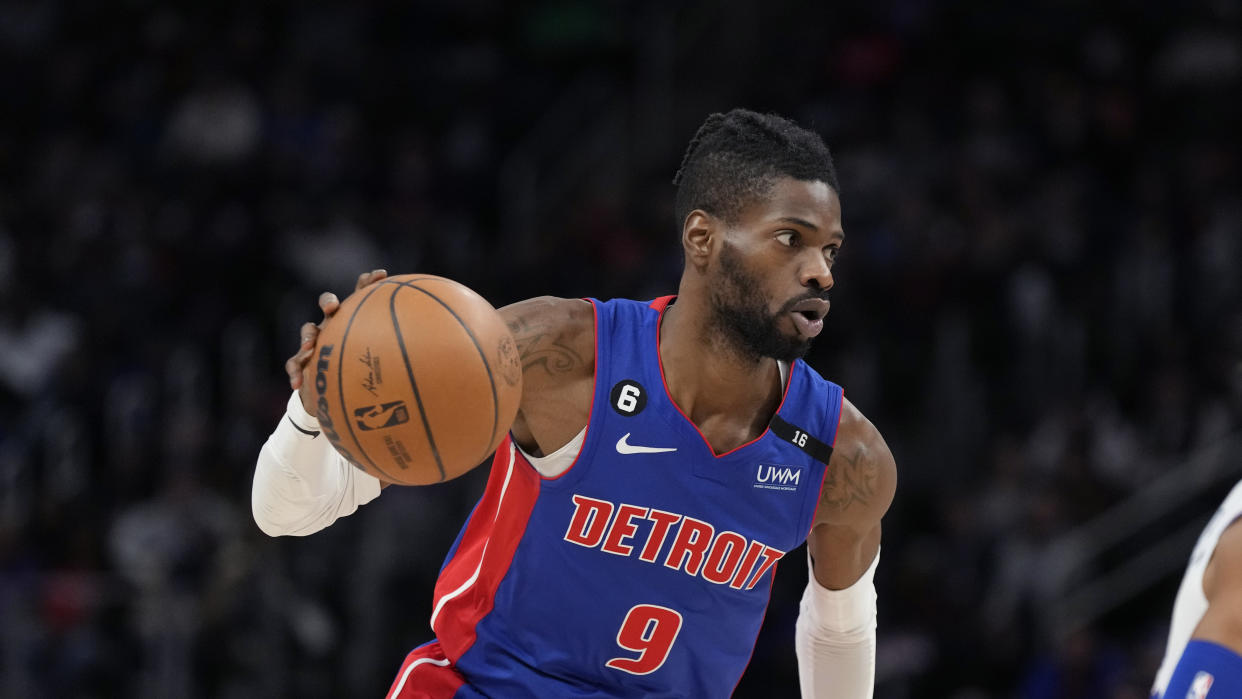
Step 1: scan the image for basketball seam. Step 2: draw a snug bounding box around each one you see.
[378,276,436,284]
[392,279,501,468]
[389,285,448,482]
[336,284,403,483]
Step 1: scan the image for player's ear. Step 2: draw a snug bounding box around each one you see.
[682,210,714,270]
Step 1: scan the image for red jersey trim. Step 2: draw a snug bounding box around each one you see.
[649,295,675,311]
[831,390,845,447]
[430,441,542,661]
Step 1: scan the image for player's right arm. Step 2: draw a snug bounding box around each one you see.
[1162,519,1242,697]
[252,269,392,536]
[252,272,595,537]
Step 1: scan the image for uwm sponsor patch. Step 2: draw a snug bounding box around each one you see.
[563,495,785,590]
[753,464,803,492]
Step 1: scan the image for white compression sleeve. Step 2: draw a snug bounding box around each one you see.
[795,549,879,699]
[252,391,382,537]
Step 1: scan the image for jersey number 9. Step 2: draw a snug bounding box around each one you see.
[605,604,684,675]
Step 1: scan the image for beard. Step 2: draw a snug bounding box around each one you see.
[708,243,819,363]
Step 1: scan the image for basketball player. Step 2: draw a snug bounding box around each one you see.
[253,109,896,698]
[1151,479,1242,698]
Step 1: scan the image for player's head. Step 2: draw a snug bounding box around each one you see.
[673,109,839,228]
[674,109,844,363]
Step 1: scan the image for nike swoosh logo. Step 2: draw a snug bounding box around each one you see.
[615,433,677,455]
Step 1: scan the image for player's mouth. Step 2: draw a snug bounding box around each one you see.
[788,298,829,338]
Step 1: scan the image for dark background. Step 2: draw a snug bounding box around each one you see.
[2,1,1241,697]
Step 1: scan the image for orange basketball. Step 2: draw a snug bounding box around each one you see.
[312,274,523,485]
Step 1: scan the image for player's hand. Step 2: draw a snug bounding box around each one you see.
[287,269,388,415]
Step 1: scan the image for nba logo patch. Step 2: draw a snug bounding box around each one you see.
[1188,671,1215,698]
[354,400,410,431]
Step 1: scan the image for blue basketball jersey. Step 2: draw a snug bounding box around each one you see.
[425,297,844,698]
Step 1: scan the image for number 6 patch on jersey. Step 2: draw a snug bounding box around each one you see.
[610,380,648,416]
[605,604,683,675]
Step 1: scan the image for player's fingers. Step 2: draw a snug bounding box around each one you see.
[319,292,340,317]
[285,329,318,387]
[355,268,387,291]
[300,321,319,349]
[286,354,305,389]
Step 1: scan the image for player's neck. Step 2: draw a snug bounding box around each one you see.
[658,298,783,430]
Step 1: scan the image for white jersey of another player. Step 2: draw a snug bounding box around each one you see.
[1152,479,1242,697]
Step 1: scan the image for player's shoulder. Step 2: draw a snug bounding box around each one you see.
[835,397,884,447]
[549,295,673,342]
[594,295,673,320]
[790,359,844,396]
[500,296,594,337]
[498,296,596,381]
[814,395,897,527]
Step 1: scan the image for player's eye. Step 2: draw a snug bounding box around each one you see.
[825,246,840,262]
[775,231,798,247]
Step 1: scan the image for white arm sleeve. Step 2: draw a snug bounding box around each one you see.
[252,391,382,537]
[795,549,879,699]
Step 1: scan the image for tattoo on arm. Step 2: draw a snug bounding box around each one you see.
[820,444,878,513]
[507,316,585,376]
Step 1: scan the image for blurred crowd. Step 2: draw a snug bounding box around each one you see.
[1,1,1240,697]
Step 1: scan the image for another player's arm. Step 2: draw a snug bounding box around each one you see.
[797,398,897,699]
[1163,519,1242,696]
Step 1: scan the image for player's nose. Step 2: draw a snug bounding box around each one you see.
[799,253,834,291]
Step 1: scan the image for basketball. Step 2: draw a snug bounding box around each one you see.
[313,274,523,485]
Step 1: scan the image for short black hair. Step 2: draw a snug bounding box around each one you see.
[672,109,839,226]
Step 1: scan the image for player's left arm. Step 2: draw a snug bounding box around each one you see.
[796,397,897,699]
[1163,518,1242,697]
